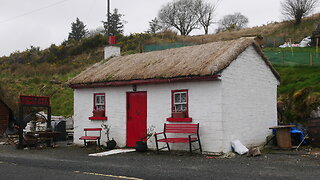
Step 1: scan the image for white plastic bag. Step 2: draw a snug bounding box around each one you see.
[231,139,248,155]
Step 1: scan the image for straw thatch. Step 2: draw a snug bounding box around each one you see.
[69,38,279,86]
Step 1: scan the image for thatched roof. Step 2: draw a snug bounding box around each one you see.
[69,38,279,87]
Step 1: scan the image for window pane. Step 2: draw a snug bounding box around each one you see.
[181,104,186,111]
[175,104,182,112]
[181,93,186,103]
[174,93,181,103]
[95,95,105,105]
[97,105,104,110]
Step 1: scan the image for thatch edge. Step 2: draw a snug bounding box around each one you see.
[215,39,280,81]
[69,74,221,89]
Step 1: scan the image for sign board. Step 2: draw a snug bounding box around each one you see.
[19,95,50,106]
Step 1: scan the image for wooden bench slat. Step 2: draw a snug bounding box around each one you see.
[79,136,100,140]
[165,130,197,133]
[84,128,102,131]
[158,137,197,143]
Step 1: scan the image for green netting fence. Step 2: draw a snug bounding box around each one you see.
[144,42,320,66]
[144,42,196,52]
[264,49,320,65]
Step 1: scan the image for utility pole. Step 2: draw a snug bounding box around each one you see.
[107,0,110,44]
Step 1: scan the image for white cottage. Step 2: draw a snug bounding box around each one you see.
[68,38,280,153]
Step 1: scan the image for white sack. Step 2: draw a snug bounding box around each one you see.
[231,139,248,155]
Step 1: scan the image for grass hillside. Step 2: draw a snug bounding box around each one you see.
[275,65,320,124]
[0,50,105,117]
[179,13,320,47]
[1,14,320,123]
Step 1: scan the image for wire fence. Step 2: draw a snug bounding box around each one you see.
[264,50,320,65]
[264,37,287,48]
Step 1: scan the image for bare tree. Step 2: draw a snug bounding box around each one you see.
[281,0,318,25]
[194,0,218,35]
[158,0,199,35]
[217,12,248,32]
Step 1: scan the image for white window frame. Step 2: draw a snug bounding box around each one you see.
[94,93,105,111]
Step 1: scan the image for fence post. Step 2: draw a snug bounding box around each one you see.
[310,52,313,66]
[316,38,319,58]
[282,50,285,65]
[290,39,294,56]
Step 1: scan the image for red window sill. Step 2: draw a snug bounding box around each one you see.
[89,116,108,120]
[166,117,192,122]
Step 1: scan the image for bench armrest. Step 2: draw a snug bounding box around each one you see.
[154,132,164,136]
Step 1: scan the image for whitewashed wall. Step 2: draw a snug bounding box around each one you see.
[73,81,223,152]
[73,45,278,153]
[220,46,279,151]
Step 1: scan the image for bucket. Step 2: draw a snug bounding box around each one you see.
[308,118,320,147]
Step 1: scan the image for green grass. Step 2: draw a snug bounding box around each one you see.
[275,65,320,94]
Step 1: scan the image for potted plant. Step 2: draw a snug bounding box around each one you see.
[135,125,155,152]
[101,122,116,150]
[93,108,105,117]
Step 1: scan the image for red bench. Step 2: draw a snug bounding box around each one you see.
[154,123,202,154]
[79,128,102,147]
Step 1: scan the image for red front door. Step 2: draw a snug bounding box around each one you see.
[126,92,147,147]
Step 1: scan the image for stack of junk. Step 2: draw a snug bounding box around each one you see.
[279,37,311,48]
[24,112,73,142]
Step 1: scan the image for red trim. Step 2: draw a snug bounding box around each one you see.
[70,75,221,89]
[171,89,189,117]
[84,128,102,131]
[93,93,106,116]
[166,117,192,122]
[89,116,108,120]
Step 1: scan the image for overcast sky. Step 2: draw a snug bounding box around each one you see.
[0,0,315,56]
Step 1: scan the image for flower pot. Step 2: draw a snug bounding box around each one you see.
[135,141,148,152]
[172,112,186,118]
[106,139,117,150]
[92,110,105,117]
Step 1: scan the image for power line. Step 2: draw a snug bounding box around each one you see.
[0,0,70,24]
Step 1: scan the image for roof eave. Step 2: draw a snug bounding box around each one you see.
[69,75,221,89]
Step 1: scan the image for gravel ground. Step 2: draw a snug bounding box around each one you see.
[1,138,320,179]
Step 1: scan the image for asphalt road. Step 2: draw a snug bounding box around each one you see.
[0,143,320,180]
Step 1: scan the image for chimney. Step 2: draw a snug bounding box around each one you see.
[104,36,120,59]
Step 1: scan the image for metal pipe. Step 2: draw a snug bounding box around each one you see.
[107,0,110,44]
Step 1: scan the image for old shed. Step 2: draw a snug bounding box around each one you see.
[0,86,14,136]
